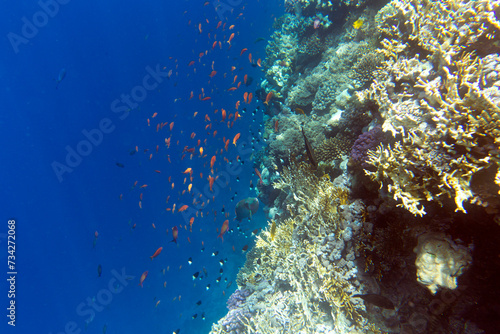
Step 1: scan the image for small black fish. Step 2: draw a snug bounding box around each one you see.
[97,264,102,277]
[352,294,395,310]
[193,272,199,280]
[206,284,210,290]
[129,149,136,156]
[192,314,197,319]
[254,37,265,44]
[216,276,221,283]
[188,257,192,265]
[201,312,205,320]
[196,300,202,306]
[116,162,125,168]
[212,251,218,257]
[245,76,253,86]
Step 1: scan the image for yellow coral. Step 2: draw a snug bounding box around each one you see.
[360,0,500,215]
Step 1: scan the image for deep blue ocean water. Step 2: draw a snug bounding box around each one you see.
[0,1,281,333]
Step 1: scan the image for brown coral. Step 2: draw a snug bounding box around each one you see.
[316,135,353,164]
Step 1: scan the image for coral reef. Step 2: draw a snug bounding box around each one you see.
[316,134,352,164]
[349,125,384,167]
[227,288,253,310]
[351,51,384,88]
[212,1,500,333]
[285,0,372,14]
[286,41,373,115]
[414,232,472,295]
[358,0,500,215]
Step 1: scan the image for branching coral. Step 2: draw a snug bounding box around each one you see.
[358,0,500,215]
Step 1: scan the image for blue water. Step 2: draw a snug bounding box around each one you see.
[0,1,281,333]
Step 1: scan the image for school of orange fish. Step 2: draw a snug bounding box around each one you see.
[108,1,275,328]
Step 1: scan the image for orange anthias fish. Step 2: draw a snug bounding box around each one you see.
[233,133,241,146]
[178,205,189,212]
[183,167,192,174]
[171,226,178,243]
[218,220,229,242]
[210,155,216,170]
[255,168,263,185]
[150,247,163,260]
[264,92,273,105]
[208,175,215,192]
[139,271,148,287]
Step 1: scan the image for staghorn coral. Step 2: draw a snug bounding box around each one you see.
[358,0,500,215]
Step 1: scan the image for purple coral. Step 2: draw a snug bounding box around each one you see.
[221,308,253,334]
[221,289,254,333]
[350,125,383,167]
[227,288,252,310]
